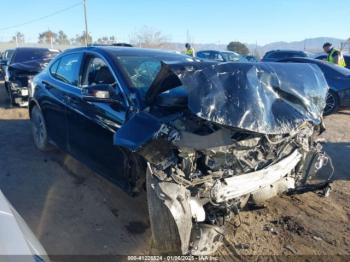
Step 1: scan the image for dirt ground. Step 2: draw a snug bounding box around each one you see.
[0,81,349,259]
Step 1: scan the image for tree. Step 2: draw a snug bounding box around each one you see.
[130,26,169,48]
[96,35,117,45]
[10,32,25,44]
[74,31,92,45]
[38,30,57,44]
[55,30,70,45]
[227,41,250,55]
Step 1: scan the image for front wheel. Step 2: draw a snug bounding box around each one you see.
[31,106,53,151]
[324,90,340,115]
[8,90,16,107]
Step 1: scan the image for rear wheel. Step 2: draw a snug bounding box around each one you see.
[324,90,340,115]
[31,106,53,151]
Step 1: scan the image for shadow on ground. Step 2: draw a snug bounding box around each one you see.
[0,118,151,255]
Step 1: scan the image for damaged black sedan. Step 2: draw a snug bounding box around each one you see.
[5,47,59,106]
[29,47,333,255]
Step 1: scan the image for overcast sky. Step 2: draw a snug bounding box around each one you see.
[1,0,349,45]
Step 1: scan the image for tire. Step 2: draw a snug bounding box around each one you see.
[146,168,185,254]
[8,89,16,107]
[324,90,340,115]
[31,106,53,151]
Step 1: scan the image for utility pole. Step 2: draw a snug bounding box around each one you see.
[50,35,54,49]
[83,0,89,46]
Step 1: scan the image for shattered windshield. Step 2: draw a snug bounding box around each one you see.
[114,54,194,96]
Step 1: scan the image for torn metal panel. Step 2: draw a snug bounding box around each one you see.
[9,60,48,75]
[147,62,329,134]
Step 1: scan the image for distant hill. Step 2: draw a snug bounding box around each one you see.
[249,37,347,56]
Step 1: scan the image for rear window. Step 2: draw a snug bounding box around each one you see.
[265,51,307,59]
[12,49,59,63]
[197,52,211,59]
[221,52,241,62]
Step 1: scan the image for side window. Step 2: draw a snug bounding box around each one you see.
[197,52,210,59]
[212,52,224,61]
[50,58,60,76]
[54,53,82,86]
[82,56,115,86]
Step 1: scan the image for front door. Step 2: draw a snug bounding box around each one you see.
[65,53,129,188]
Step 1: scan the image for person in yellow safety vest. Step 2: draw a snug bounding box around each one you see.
[323,42,346,67]
[185,43,195,57]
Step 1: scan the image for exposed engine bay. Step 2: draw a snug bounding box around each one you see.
[114,62,333,255]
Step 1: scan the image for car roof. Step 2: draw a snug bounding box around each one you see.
[63,46,187,58]
[279,57,339,68]
[266,49,306,53]
[316,53,350,58]
[280,57,320,62]
[197,50,220,53]
[221,51,239,54]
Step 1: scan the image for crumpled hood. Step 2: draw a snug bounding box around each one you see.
[9,58,51,74]
[147,62,329,134]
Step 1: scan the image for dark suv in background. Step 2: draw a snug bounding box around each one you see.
[261,49,311,62]
[315,54,350,70]
[4,47,59,106]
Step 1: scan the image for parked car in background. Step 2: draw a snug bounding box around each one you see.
[89,43,133,47]
[29,46,331,255]
[196,50,246,62]
[0,189,50,261]
[0,48,15,79]
[4,47,59,106]
[314,54,350,70]
[262,49,311,62]
[278,57,350,115]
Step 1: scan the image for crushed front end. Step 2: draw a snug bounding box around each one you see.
[115,62,332,255]
[7,60,47,107]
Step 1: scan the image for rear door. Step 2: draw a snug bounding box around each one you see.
[65,52,130,187]
[40,52,83,150]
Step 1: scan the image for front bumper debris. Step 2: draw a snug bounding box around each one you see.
[211,150,302,203]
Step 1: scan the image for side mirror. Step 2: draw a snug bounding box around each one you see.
[82,84,115,102]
